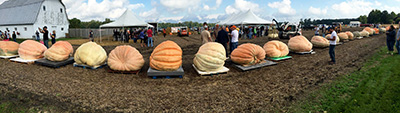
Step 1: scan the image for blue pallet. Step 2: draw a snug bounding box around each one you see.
[151,75,183,79]
[73,63,106,70]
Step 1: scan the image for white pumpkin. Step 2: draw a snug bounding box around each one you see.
[74,42,107,67]
[193,42,226,72]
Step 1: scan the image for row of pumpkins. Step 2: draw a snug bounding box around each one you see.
[0,27,383,72]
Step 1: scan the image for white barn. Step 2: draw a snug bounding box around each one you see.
[0,0,69,39]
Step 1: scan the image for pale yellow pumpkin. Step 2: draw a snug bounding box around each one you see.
[311,36,329,48]
[288,36,313,52]
[263,41,289,58]
[74,42,107,67]
[193,42,226,72]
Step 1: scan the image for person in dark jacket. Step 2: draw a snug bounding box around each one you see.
[216,26,229,58]
[12,31,17,42]
[386,25,396,55]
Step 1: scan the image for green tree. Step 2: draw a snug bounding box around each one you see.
[367,9,381,24]
[68,18,82,28]
[359,15,368,24]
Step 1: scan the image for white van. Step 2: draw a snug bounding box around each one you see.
[349,21,361,28]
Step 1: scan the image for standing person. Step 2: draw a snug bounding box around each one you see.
[200,24,212,44]
[139,29,147,47]
[260,26,265,37]
[327,28,338,65]
[396,22,400,55]
[213,24,219,41]
[35,30,40,41]
[113,29,117,41]
[216,26,229,58]
[230,25,239,54]
[12,31,17,42]
[321,25,326,37]
[50,30,56,45]
[386,25,396,55]
[39,26,49,48]
[0,30,3,39]
[147,28,153,47]
[163,28,166,38]
[89,30,94,42]
[314,26,320,36]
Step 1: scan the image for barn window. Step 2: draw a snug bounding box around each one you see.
[14,27,17,31]
[61,27,64,31]
[60,8,63,13]
[43,6,46,11]
[24,27,27,31]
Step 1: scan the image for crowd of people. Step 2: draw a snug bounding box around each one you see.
[112,27,154,47]
[0,29,18,42]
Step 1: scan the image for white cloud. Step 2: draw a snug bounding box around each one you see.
[225,0,261,14]
[160,0,201,13]
[203,5,210,10]
[308,7,327,15]
[216,0,223,7]
[331,0,374,18]
[63,0,144,21]
[139,8,159,22]
[268,0,296,16]
[0,0,6,4]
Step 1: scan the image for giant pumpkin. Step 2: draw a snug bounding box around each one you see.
[44,41,73,61]
[373,28,379,34]
[360,30,369,37]
[379,27,386,33]
[108,45,144,71]
[0,41,19,56]
[345,31,354,40]
[150,40,182,71]
[311,36,329,48]
[263,41,289,58]
[363,27,374,35]
[231,43,265,66]
[338,33,349,40]
[74,42,107,67]
[288,36,313,52]
[193,42,226,72]
[325,34,340,43]
[18,40,47,60]
[268,33,279,39]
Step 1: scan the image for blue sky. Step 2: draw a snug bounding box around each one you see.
[15,0,400,23]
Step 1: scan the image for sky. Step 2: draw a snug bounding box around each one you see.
[1,0,400,23]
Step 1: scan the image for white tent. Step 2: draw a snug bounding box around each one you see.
[100,10,148,28]
[219,10,272,25]
[99,10,149,42]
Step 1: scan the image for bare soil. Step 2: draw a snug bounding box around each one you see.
[0,27,386,112]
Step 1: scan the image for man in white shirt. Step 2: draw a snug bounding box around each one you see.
[314,26,320,36]
[327,28,337,65]
[230,25,239,54]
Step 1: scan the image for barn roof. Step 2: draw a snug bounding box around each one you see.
[0,0,65,26]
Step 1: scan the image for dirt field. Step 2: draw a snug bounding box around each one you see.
[0,27,387,112]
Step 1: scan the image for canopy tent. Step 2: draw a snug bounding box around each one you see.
[218,10,272,25]
[99,10,149,42]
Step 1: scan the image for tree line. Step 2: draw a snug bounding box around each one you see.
[300,9,400,26]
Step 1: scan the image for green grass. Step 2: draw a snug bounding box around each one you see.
[288,47,400,113]
[0,102,37,113]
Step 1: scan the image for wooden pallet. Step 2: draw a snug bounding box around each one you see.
[192,64,229,76]
[106,67,140,75]
[233,60,277,72]
[0,55,18,59]
[147,66,184,79]
[267,56,292,62]
[9,57,37,64]
[35,57,74,68]
[73,63,107,69]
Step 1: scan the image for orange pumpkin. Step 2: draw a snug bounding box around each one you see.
[288,36,313,52]
[263,41,289,58]
[373,28,379,34]
[363,27,374,35]
[231,43,266,66]
[18,40,47,60]
[150,40,182,71]
[108,45,144,71]
[44,41,73,61]
[0,41,19,56]
[345,31,354,40]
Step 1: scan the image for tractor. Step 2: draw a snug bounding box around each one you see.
[272,19,302,39]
